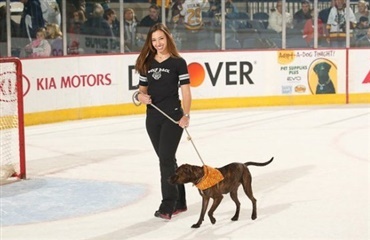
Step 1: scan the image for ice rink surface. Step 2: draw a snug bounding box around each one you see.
[1,104,369,240]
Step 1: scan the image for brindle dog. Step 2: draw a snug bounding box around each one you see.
[169,157,274,228]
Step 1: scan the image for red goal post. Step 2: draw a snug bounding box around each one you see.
[0,57,26,180]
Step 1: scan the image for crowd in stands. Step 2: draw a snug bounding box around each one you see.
[0,0,369,58]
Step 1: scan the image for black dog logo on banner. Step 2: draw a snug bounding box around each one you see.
[313,62,336,94]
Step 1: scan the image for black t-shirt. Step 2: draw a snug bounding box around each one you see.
[139,56,190,115]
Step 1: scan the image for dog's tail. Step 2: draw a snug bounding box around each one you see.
[245,157,274,167]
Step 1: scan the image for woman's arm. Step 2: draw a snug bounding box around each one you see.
[180,83,191,116]
[177,83,191,128]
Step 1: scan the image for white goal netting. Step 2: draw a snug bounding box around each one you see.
[0,59,25,181]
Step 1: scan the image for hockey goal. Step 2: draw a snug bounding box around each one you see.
[0,57,26,181]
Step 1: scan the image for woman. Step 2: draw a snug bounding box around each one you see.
[69,9,86,34]
[123,8,139,51]
[355,0,370,23]
[134,23,191,220]
[68,9,86,54]
[46,23,63,56]
[22,27,51,58]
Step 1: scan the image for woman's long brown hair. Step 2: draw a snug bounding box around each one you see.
[135,23,181,75]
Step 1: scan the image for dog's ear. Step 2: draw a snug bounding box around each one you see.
[313,63,321,73]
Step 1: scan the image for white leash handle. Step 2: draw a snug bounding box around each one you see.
[150,103,178,124]
[150,103,205,165]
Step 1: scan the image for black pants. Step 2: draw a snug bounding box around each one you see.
[146,110,186,214]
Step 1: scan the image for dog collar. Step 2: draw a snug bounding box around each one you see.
[318,78,332,90]
[195,165,224,190]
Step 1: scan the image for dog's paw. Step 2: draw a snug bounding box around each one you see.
[210,216,216,224]
[231,216,239,221]
[191,223,201,228]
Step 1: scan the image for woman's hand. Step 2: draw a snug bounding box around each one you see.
[179,115,190,128]
[138,92,152,105]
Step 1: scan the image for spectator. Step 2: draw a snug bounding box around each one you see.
[139,4,161,27]
[268,0,293,33]
[356,27,370,47]
[355,0,370,22]
[205,0,239,48]
[39,0,61,25]
[208,0,238,19]
[327,0,356,47]
[81,3,113,37]
[69,9,86,34]
[208,0,220,18]
[21,27,51,58]
[72,0,87,15]
[358,16,369,28]
[293,0,312,30]
[46,23,63,56]
[85,1,110,17]
[123,8,139,51]
[0,5,19,42]
[225,0,239,19]
[68,10,86,54]
[19,0,45,41]
[104,8,119,37]
[180,0,208,30]
[354,16,369,40]
[302,10,325,47]
[318,0,335,24]
[149,0,172,21]
[206,0,239,31]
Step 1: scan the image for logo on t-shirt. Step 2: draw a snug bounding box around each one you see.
[149,68,170,80]
[153,71,161,80]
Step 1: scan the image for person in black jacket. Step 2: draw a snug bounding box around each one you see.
[356,27,370,47]
[293,0,312,30]
[139,4,161,27]
[19,0,45,40]
[80,3,113,37]
[318,0,335,24]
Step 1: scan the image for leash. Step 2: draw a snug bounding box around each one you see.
[150,103,205,166]
[150,103,224,190]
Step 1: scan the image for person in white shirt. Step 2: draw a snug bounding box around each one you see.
[180,0,208,30]
[327,0,357,47]
[268,0,293,33]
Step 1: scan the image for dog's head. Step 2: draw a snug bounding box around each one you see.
[169,164,204,185]
[313,62,331,80]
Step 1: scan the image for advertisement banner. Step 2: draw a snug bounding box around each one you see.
[18,49,356,114]
[348,49,370,93]
[182,49,346,97]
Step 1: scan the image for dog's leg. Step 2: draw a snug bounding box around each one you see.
[207,195,223,224]
[192,195,210,228]
[242,175,257,220]
[229,190,240,221]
